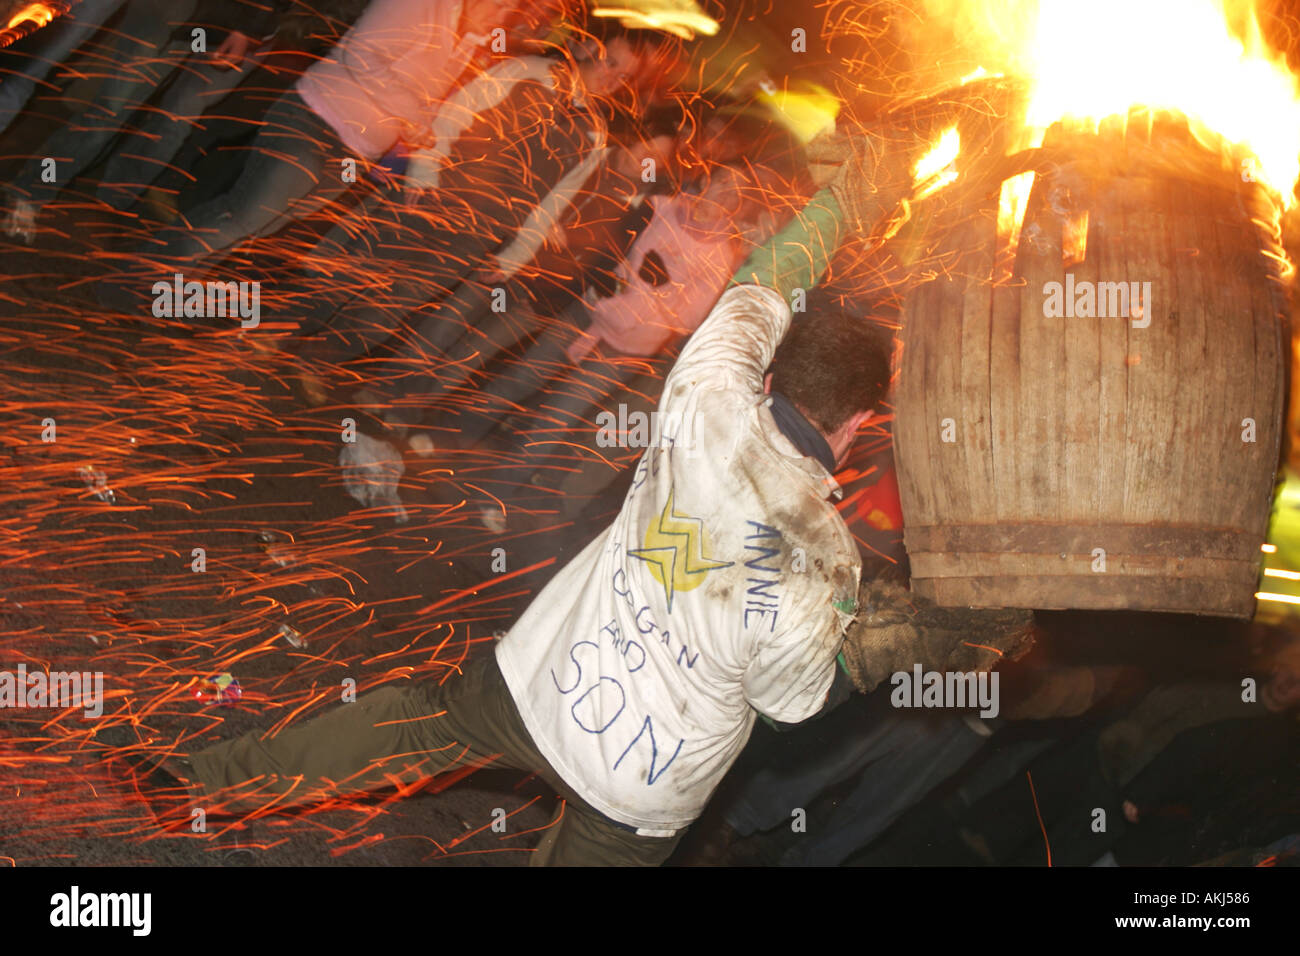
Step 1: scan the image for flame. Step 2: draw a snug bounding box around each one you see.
[913,125,960,198]
[6,2,54,29]
[1027,0,1300,201]
[997,170,1035,251]
[591,2,719,40]
[1062,208,1089,265]
[933,0,1300,205]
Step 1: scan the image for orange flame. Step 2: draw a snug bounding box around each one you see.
[924,0,1300,206]
[997,170,1035,253]
[1028,0,1300,202]
[6,2,55,30]
[912,125,961,199]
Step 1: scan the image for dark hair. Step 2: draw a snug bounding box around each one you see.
[641,102,688,141]
[584,18,683,97]
[587,18,680,58]
[768,289,893,435]
[605,101,685,147]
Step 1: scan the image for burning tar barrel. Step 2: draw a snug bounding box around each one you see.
[893,115,1291,618]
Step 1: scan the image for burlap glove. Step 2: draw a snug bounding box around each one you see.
[805,120,916,241]
[839,572,1036,694]
[810,76,1029,243]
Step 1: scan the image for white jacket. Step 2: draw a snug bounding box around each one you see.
[496,284,862,833]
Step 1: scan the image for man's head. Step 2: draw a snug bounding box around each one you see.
[578,35,642,96]
[765,289,893,468]
[575,21,681,101]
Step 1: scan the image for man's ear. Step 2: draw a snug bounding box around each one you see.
[763,372,773,394]
[839,408,873,440]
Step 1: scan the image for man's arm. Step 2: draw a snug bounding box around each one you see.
[762,658,854,731]
[742,580,849,725]
[729,187,843,303]
[656,187,846,405]
[656,283,788,405]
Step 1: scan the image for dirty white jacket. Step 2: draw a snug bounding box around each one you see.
[496,283,862,833]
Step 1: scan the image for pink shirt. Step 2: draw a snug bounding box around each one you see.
[296,0,478,161]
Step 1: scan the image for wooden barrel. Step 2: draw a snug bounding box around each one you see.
[894,116,1291,618]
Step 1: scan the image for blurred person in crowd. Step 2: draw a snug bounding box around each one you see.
[327,155,793,533]
[4,0,278,240]
[94,0,372,214]
[286,23,679,406]
[342,103,685,415]
[451,157,807,529]
[1113,705,1298,866]
[126,0,525,269]
[444,161,771,424]
[693,645,1142,866]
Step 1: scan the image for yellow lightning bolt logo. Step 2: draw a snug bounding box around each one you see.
[627,490,732,610]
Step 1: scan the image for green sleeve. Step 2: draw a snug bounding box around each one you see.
[729,187,843,303]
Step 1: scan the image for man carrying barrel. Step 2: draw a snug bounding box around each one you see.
[130,124,923,865]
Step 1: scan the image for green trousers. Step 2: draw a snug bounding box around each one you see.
[183,651,685,866]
